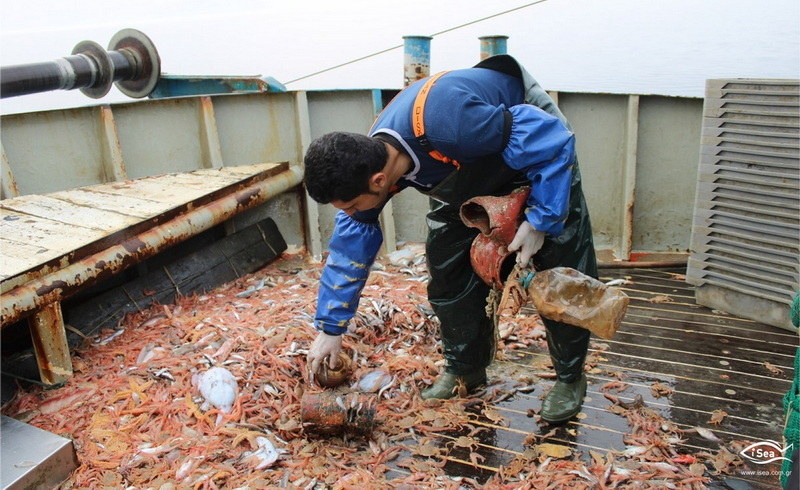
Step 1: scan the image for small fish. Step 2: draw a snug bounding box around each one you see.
[139,314,168,328]
[515,384,536,393]
[153,368,175,381]
[695,426,721,442]
[623,445,648,457]
[97,329,125,345]
[240,436,281,469]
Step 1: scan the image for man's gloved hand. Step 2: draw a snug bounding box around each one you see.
[508,221,546,265]
[307,332,343,383]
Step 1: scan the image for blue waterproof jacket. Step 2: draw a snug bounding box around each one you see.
[314,58,576,335]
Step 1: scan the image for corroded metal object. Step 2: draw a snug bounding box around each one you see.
[0,163,298,326]
[300,391,377,437]
[460,186,529,289]
[315,352,352,388]
[479,35,509,61]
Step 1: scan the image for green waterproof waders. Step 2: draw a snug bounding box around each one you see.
[424,152,597,384]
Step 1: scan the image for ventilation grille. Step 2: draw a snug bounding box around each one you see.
[687,79,799,309]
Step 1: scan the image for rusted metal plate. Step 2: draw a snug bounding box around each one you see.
[78,177,238,207]
[0,237,55,283]
[0,208,104,248]
[0,195,141,232]
[47,187,169,218]
[190,162,282,178]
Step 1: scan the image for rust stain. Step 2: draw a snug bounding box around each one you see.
[236,187,261,208]
[35,280,68,297]
[122,237,147,254]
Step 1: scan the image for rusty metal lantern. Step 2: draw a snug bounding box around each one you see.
[460,187,530,289]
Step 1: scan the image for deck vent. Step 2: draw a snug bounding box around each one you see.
[687,79,799,331]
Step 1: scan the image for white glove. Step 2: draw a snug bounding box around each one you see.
[508,221,546,265]
[307,332,343,382]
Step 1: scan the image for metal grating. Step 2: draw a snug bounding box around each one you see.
[687,79,800,330]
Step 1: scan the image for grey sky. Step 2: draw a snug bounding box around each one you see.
[1,0,798,114]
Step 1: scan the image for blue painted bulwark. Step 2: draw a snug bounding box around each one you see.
[402,36,432,87]
[479,35,509,60]
[149,75,286,98]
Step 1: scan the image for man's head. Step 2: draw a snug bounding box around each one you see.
[303,132,388,207]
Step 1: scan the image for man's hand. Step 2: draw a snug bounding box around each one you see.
[508,221,546,265]
[307,332,343,383]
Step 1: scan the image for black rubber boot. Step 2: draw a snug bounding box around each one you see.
[540,373,587,423]
[421,369,487,400]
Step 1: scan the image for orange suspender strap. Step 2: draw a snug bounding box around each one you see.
[412,71,460,169]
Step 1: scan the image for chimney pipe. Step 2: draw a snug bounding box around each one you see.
[479,35,509,60]
[402,35,432,87]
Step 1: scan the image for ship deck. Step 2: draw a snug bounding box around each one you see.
[387,266,796,489]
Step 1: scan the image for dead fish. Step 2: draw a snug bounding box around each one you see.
[136,344,167,365]
[97,329,125,345]
[695,427,721,443]
[175,455,203,480]
[211,336,239,361]
[139,314,168,328]
[152,368,175,382]
[235,279,266,298]
[623,445,648,457]
[40,387,96,414]
[568,466,598,484]
[515,384,536,393]
[239,436,281,470]
[646,461,680,473]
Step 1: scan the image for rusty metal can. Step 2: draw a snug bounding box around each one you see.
[300,391,377,437]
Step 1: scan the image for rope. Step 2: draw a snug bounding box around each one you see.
[791,290,799,328]
[284,0,551,85]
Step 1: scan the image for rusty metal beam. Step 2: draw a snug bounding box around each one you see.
[28,302,72,385]
[1,166,302,325]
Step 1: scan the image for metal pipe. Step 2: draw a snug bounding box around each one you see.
[0,166,303,325]
[598,260,688,269]
[479,35,509,60]
[403,35,432,87]
[1,29,160,99]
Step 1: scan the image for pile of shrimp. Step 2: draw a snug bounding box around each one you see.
[2,251,743,488]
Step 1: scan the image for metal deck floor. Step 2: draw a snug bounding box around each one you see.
[390,267,797,489]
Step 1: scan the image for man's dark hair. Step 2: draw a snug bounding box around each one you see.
[303,132,388,204]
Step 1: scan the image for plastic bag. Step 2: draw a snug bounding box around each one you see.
[528,267,629,339]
